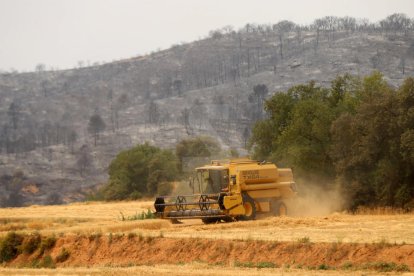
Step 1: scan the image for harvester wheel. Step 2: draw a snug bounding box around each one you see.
[201,217,220,224]
[271,201,287,216]
[239,194,256,220]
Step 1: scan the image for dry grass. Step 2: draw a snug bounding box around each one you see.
[351,206,413,215]
[1,201,413,275]
[0,201,154,237]
[0,205,413,276]
[0,201,153,219]
[0,201,413,244]
[0,264,387,276]
[161,214,414,244]
[0,218,89,233]
[104,220,171,233]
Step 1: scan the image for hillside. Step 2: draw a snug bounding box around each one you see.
[0,15,414,206]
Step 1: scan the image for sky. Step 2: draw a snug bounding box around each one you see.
[0,0,413,72]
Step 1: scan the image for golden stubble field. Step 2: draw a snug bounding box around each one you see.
[1,201,414,275]
[1,200,413,244]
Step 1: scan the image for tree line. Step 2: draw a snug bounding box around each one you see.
[165,13,414,97]
[249,72,414,209]
[0,101,78,154]
[113,13,413,137]
[0,101,110,155]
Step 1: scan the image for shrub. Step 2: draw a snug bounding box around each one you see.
[297,236,311,244]
[342,262,353,269]
[235,261,277,268]
[88,233,102,242]
[375,238,391,249]
[318,264,330,270]
[55,248,70,263]
[29,259,40,268]
[234,261,255,268]
[39,255,55,268]
[395,264,410,272]
[364,262,410,272]
[21,232,41,254]
[39,236,56,254]
[127,233,136,239]
[256,262,277,268]
[0,231,24,262]
[122,209,156,221]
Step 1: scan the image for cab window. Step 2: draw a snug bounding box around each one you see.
[198,169,229,194]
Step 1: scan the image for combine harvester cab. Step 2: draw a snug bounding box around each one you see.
[154,158,296,224]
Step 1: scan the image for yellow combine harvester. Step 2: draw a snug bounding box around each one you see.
[154,158,296,223]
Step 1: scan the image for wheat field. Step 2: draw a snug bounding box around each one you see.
[1,201,414,275]
[1,201,413,244]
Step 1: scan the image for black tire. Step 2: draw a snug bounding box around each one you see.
[239,194,257,221]
[271,201,287,216]
[201,217,220,224]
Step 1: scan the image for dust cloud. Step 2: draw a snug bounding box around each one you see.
[287,180,346,217]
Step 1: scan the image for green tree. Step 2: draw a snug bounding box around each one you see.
[101,143,179,200]
[249,73,414,209]
[249,91,295,160]
[276,99,335,179]
[330,75,414,208]
[249,80,338,180]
